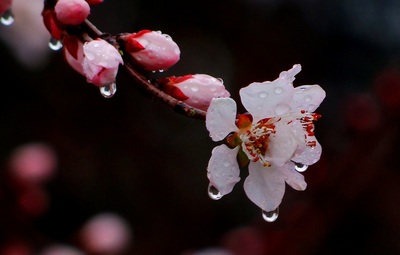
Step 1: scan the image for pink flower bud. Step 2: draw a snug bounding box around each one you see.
[55,0,90,25]
[85,0,103,6]
[82,38,123,87]
[158,74,231,110]
[63,34,85,75]
[0,0,12,14]
[124,30,180,71]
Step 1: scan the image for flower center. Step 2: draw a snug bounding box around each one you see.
[240,118,276,166]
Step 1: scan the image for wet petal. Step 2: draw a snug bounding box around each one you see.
[239,66,300,122]
[243,162,285,212]
[291,85,326,113]
[206,98,238,142]
[264,121,298,167]
[207,144,241,196]
[280,162,307,191]
[291,135,322,166]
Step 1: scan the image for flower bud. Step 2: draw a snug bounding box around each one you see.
[63,34,85,75]
[0,0,12,15]
[124,30,180,71]
[82,38,124,87]
[55,0,90,25]
[158,74,231,111]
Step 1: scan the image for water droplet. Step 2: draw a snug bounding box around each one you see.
[99,82,117,98]
[48,37,63,51]
[208,184,222,200]
[294,162,308,172]
[158,69,164,73]
[274,87,283,94]
[217,78,224,84]
[304,95,312,102]
[191,86,199,92]
[1,9,14,26]
[274,103,290,115]
[223,161,230,167]
[262,207,279,222]
[258,91,268,98]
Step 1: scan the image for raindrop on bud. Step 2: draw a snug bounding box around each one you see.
[48,36,63,51]
[294,162,308,172]
[262,207,279,222]
[100,82,117,98]
[1,9,14,26]
[208,184,222,200]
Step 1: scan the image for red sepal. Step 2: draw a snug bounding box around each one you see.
[63,35,80,59]
[42,9,63,40]
[236,113,252,130]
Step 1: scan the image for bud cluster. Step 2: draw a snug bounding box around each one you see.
[40,0,230,111]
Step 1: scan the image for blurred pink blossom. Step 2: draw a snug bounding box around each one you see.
[79,212,132,254]
[8,143,57,184]
[55,0,90,25]
[0,0,52,69]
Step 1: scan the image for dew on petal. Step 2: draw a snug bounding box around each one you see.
[48,37,63,51]
[262,207,279,222]
[1,9,14,26]
[274,103,290,115]
[191,86,199,92]
[274,87,283,94]
[258,91,268,98]
[304,95,312,102]
[294,162,308,172]
[208,184,223,200]
[100,82,117,98]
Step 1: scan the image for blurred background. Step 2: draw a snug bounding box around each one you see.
[1,0,400,254]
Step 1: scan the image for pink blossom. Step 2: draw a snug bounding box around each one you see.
[124,30,180,71]
[0,0,12,14]
[55,0,90,25]
[206,64,326,214]
[158,74,230,110]
[82,38,123,87]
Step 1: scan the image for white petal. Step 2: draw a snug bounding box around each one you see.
[264,121,298,167]
[291,85,326,113]
[206,98,238,142]
[243,162,285,212]
[278,64,302,83]
[291,135,322,166]
[207,145,241,196]
[239,71,296,122]
[280,162,307,191]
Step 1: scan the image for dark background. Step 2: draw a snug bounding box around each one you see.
[1,0,400,254]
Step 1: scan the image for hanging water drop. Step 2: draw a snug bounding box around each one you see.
[99,82,117,98]
[208,184,222,200]
[294,162,308,172]
[262,207,279,222]
[1,9,14,26]
[48,37,63,51]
